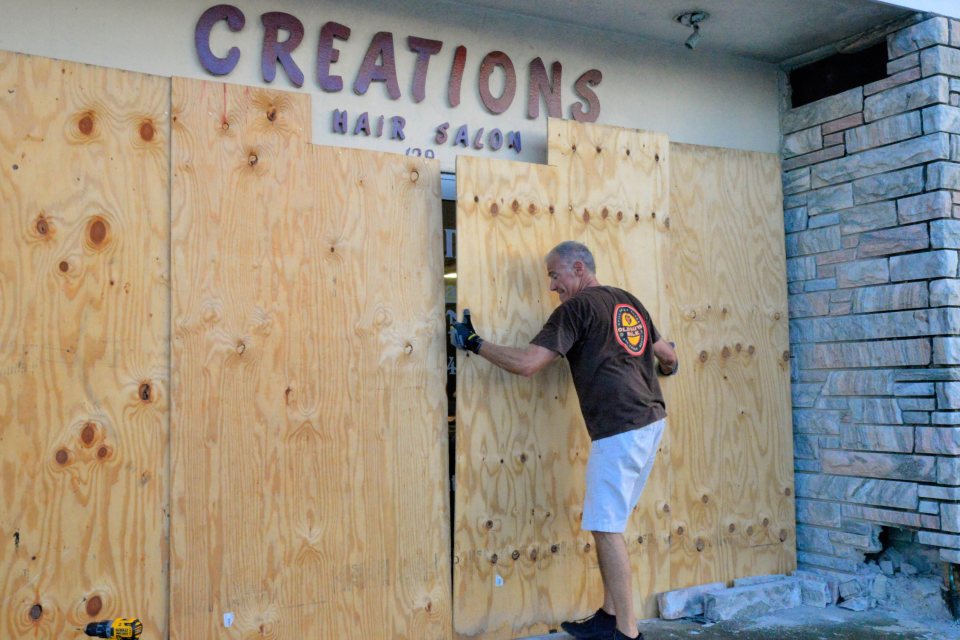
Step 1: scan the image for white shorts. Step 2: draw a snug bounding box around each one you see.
[582,418,665,533]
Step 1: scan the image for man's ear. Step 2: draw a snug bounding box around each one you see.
[572,260,584,275]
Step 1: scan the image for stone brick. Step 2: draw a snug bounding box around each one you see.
[784,206,807,233]
[811,133,950,187]
[921,45,960,78]
[841,504,922,528]
[934,337,960,365]
[822,113,864,135]
[856,223,929,258]
[932,220,960,249]
[822,370,892,396]
[820,435,842,449]
[920,500,940,515]
[841,425,913,453]
[846,112,922,153]
[795,473,918,509]
[795,459,822,472]
[939,382,960,409]
[786,226,842,256]
[953,19,960,47]
[794,339,930,369]
[930,278,960,307]
[815,397,849,410]
[807,183,853,215]
[734,574,786,588]
[888,17,950,58]
[902,411,931,424]
[818,248,858,266]
[938,456,960,484]
[783,126,823,158]
[852,282,927,313]
[923,105,960,135]
[794,434,819,459]
[821,450,936,482]
[795,499,842,527]
[919,485,960,499]
[804,278,837,292]
[797,525,838,556]
[839,597,875,611]
[918,427,960,454]
[783,168,811,196]
[787,256,817,282]
[864,67,922,97]
[890,250,958,281]
[934,412,960,425]
[888,52,920,75]
[899,397,935,411]
[789,292,830,318]
[822,132,844,146]
[791,309,952,344]
[783,145,846,172]
[918,531,960,548]
[895,382,934,396]
[657,582,726,620]
[849,398,903,424]
[864,77,949,122]
[793,383,821,408]
[797,552,861,573]
[794,409,842,435]
[783,87,863,134]
[704,579,802,622]
[926,161,960,190]
[942,504,960,533]
[941,548,960,563]
[836,258,889,288]
[809,213,839,229]
[851,168,923,205]
[897,190,954,224]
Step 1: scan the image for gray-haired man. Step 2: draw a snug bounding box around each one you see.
[451,240,678,640]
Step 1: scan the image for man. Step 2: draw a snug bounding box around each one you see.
[450,240,677,640]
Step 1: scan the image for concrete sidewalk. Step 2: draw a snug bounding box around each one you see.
[525,605,960,639]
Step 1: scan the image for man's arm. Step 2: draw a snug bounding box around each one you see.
[476,342,559,377]
[653,338,678,375]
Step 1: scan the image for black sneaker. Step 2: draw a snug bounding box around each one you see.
[611,630,643,640]
[560,608,616,639]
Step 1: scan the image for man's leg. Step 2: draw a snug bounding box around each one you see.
[592,530,637,638]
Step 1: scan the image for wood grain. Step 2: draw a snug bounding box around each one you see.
[0,52,170,638]
[455,119,671,638]
[666,143,795,588]
[169,78,450,639]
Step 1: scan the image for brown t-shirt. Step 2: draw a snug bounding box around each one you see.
[530,285,666,441]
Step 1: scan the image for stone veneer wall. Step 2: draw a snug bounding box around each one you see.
[782,15,960,573]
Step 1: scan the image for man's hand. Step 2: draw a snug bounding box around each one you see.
[655,340,679,376]
[451,309,484,354]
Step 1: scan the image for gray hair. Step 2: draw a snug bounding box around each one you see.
[547,241,596,273]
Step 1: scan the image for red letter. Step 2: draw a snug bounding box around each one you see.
[195,4,245,76]
[261,12,305,87]
[354,32,401,99]
[448,46,467,108]
[317,21,350,92]
[408,36,443,103]
[571,69,602,123]
[478,51,516,115]
[527,58,562,119]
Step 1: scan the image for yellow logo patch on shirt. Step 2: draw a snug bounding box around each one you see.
[613,304,648,355]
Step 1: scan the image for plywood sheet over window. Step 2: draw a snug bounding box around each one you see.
[169,78,450,639]
[454,121,794,638]
[666,144,794,586]
[0,52,170,638]
[455,120,672,638]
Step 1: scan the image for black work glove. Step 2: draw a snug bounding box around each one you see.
[657,342,678,376]
[450,309,484,354]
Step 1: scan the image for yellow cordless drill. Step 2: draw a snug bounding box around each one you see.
[78,618,143,639]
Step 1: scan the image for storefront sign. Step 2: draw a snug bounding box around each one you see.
[194,4,602,158]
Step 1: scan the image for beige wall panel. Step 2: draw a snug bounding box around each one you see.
[170,78,450,639]
[666,143,795,587]
[455,121,671,638]
[0,52,169,638]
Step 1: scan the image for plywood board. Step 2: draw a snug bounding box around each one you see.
[455,119,671,638]
[666,144,795,586]
[170,78,450,639]
[0,52,170,638]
